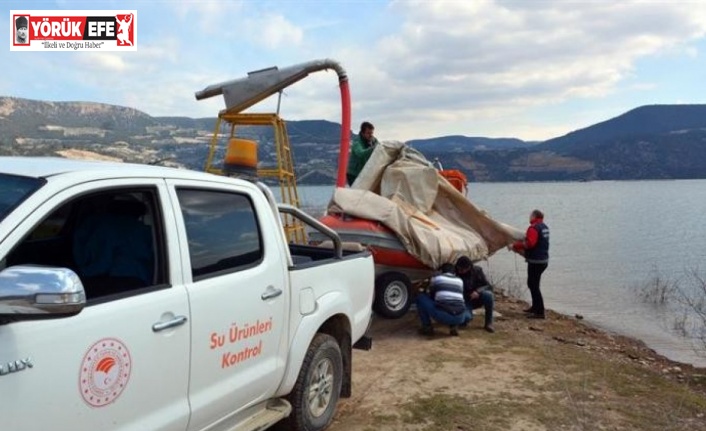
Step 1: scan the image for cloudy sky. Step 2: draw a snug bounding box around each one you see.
[4,0,706,142]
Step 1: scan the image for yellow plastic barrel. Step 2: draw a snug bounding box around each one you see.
[224,138,258,176]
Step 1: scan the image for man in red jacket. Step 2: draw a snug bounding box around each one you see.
[512,209,550,319]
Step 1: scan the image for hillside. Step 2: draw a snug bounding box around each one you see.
[0,97,345,183]
[423,104,706,182]
[2,96,706,183]
[407,135,534,153]
[540,104,706,154]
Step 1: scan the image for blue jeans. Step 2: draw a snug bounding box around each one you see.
[466,290,495,326]
[416,293,467,327]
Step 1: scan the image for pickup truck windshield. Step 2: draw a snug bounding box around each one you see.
[0,174,44,222]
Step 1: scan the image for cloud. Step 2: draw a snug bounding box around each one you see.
[627,82,657,92]
[277,0,706,140]
[684,46,699,58]
[64,35,217,116]
[167,1,302,50]
[7,0,705,142]
[78,53,129,72]
[244,14,304,49]
[381,2,705,99]
[170,0,244,33]
[122,74,223,117]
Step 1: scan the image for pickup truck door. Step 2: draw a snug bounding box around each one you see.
[165,180,289,431]
[0,180,190,431]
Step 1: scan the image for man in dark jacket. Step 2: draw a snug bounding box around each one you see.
[512,209,550,319]
[346,121,379,186]
[416,263,468,336]
[455,256,495,333]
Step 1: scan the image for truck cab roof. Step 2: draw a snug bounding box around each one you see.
[0,157,241,184]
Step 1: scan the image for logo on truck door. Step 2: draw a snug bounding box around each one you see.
[79,338,132,407]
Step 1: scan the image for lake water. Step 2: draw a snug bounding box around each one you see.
[282,180,706,367]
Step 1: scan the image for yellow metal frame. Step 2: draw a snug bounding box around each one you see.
[204,112,307,244]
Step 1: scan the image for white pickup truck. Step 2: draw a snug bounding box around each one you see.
[0,157,374,431]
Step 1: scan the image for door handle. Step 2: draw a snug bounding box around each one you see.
[261,288,283,300]
[152,315,188,332]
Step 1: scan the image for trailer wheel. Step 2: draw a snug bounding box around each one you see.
[373,272,412,319]
[285,333,342,431]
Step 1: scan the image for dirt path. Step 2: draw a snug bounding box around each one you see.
[329,296,706,431]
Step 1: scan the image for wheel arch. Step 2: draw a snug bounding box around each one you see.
[276,294,353,398]
[317,314,352,398]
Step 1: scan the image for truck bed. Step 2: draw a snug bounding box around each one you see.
[288,243,370,268]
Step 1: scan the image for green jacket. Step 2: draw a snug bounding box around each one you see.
[347,134,379,181]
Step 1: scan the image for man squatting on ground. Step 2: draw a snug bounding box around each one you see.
[455,256,495,333]
[416,263,468,336]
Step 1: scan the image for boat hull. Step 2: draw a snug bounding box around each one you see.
[311,214,429,273]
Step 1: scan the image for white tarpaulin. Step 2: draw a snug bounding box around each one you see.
[328,141,524,269]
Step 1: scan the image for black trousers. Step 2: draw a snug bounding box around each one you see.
[527,262,548,315]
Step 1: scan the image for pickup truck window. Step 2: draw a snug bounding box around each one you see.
[0,173,44,222]
[176,188,263,279]
[5,188,167,301]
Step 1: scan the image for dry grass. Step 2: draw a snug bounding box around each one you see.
[328,295,706,431]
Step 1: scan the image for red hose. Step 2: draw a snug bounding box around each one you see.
[336,78,351,188]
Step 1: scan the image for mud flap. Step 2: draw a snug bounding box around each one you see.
[353,335,372,350]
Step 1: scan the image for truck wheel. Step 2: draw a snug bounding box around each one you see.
[373,272,412,319]
[286,333,342,431]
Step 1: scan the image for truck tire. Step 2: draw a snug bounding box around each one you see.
[373,272,412,319]
[286,333,343,431]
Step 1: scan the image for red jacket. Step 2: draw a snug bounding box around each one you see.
[512,217,544,253]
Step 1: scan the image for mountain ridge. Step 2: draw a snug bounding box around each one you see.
[2,96,706,184]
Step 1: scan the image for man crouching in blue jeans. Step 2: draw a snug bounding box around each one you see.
[417,263,469,336]
[455,256,495,333]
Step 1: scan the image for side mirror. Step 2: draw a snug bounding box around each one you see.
[0,265,86,323]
